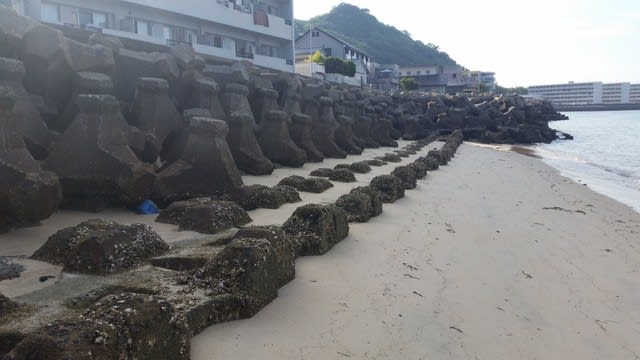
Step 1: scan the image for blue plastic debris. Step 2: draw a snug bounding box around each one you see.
[137,199,159,215]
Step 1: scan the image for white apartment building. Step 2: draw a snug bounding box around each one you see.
[398,65,440,77]
[602,83,630,104]
[2,0,295,72]
[528,82,604,106]
[630,84,640,104]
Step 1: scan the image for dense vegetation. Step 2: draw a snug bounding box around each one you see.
[295,3,458,67]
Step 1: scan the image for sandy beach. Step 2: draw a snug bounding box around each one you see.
[190,143,640,359]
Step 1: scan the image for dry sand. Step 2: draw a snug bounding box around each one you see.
[191,143,640,360]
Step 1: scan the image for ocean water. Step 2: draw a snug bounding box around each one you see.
[535,110,640,213]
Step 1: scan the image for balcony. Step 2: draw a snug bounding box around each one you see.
[120,0,293,40]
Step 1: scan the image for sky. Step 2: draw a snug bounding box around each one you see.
[294,0,640,87]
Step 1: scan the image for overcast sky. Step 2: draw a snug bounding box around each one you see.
[294,0,640,87]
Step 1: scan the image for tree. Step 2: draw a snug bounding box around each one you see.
[478,83,490,93]
[494,84,528,95]
[343,60,356,77]
[400,77,419,91]
[324,57,345,75]
[308,51,325,64]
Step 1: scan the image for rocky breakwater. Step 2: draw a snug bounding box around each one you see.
[0,5,569,358]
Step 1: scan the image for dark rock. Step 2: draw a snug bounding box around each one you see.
[4,293,190,360]
[409,161,428,180]
[156,198,251,234]
[17,25,73,110]
[221,83,274,175]
[392,166,418,190]
[153,117,243,204]
[334,115,363,155]
[231,225,296,287]
[309,168,334,177]
[0,57,54,159]
[177,71,225,120]
[87,33,124,51]
[365,159,387,167]
[350,186,383,218]
[289,112,324,162]
[0,95,62,231]
[272,185,302,203]
[0,6,37,57]
[334,161,372,174]
[282,204,349,256]
[336,188,382,223]
[200,236,289,318]
[427,150,448,165]
[377,153,402,163]
[328,168,356,183]
[58,71,113,132]
[370,175,405,203]
[31,219,168,275]
[416,156,440,171]
[44,95,155,210]
[114,48,180,102]
[236,184,283,210]
[278,176,334,194]
[257,110,307,167]
[128,77,184,163]
[202,62,250,86]
[370,117,398,148]
[308,97,347,158]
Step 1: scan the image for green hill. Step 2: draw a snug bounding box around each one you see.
[295,3,458,67]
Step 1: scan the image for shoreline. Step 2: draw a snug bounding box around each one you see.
[191,143,640,359]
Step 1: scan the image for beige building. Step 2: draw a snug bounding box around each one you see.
[3,0,296,72]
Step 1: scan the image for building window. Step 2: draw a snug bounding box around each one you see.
[42,2,60,23]
[407,71,412,75]
[312,31,320,38]
[214,35,223,48]
[452,74,457,79]
[325,48,332,56]
[417,70,421,75]
[135,19,150,36]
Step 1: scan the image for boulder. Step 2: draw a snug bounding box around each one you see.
[170,43,198,70]
[370,175,405,203]
[278,176,334,194]
[202,62,250,86]
[365,159,387,167]
[0,95,61,231]
[17,25,73,110]
[220,83,274,175]
[114,49,180,102]
[58,71,113,132]
[4,293,190,360]
[156,198,251,234]
[153,117,244,203]
[231,225,296,287]
[308,97,347,158]
[88,33,124,51]
[377,153,402,163]
[236,184,300,210]
[409,161,428,180]
[44,95,155,210]
[0,57,54,159]
[328,168,356,183]
[31,219,168,275]
[127,77,184,163]
[200,236,290,317]
[289,112,324,162]
[334,115,363,155]
[392,166,418,190]
[353,111,379,148]
[350,186,383,218]
[416,156,440,171]
[177,71,225,120]
[282,204,349,256]
[336,187,383,223]
[370,116,398,148]
[257,110,307,167]
[0,6,37,57]
[427,149,448,165]
[309,168,334,177]
[281,91,324,162]
[334,161,372,174]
